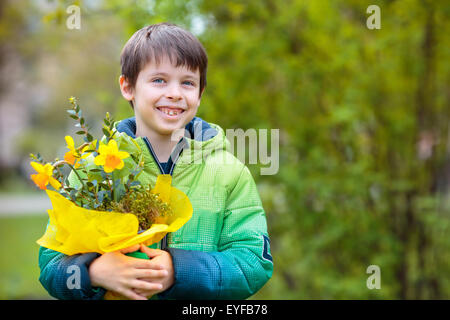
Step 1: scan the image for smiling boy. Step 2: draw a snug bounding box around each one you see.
[38,22,273,300]
[121,54,202,163]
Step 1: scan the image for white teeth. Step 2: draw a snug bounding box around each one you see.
[159,107,182,116]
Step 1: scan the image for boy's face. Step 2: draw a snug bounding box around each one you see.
[120,55,202,139]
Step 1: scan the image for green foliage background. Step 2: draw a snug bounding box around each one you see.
[0,0,449,299]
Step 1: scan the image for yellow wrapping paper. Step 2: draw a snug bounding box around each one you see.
[37,174,193,255]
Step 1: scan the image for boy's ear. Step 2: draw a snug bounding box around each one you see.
[119,75,134,102]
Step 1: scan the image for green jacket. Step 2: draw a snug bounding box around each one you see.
[38,116,273,299]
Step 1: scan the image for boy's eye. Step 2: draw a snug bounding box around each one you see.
[152,78,165,84]
[182,81,195,86]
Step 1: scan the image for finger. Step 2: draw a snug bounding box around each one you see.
[119,288,148,300]
[130,279,163,292]
[140,245,162,258]
[131,257,165,270]
[119,244,141,254]
[134,288,156,299]
[135,268,168,279]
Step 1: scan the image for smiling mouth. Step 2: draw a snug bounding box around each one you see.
[156,107,185,116]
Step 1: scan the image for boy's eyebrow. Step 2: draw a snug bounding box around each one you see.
[150,72,170,77]
[149,71,199,80]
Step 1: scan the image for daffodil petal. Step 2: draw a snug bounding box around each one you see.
[80,152,91,160]
[31,173,48,190]
[94,154,106,166]
[116,160,125,170]
[30,161,45,173]
[98,143,108,155]
[79,144,94,159]
[117,151,130,159]
[64,151,76,165]
[49,177,61,190]
[107,140,118,151]
[65,136,75,151]
[43,163,55,176]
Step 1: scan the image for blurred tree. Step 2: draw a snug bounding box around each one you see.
[192,0,450,299]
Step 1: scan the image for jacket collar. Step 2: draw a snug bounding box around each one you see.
[116,116,218,142]
[116,116,223,174]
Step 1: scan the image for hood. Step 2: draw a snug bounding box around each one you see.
[115,116,230,165]
[116,116,216,141]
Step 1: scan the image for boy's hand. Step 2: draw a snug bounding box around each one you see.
[133,245,174,298]
[88,244,168,300]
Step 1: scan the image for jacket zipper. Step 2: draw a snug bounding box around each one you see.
[142,136,187,250]
[142,137,165,174]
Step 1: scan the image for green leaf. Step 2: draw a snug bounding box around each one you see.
[99,183,109,190]
[97,191,106,203]
[102,128,110,137]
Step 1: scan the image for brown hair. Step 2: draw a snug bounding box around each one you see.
[120,23,208,107]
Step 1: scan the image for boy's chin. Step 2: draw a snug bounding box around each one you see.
[157,124,186,138]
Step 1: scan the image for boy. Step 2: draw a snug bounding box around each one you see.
[38,22,273,300]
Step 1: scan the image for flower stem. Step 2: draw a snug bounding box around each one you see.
[111,171,116,202]
[67,163,95,207]
[67,164,85,188]
[54,166,76,202]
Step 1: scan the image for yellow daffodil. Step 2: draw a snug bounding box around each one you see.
[64,136,96,168]
[94,139,130,173]
[30,162,61,190]
[64,136,79,166]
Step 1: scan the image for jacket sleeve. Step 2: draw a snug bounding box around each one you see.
[158,166,274,300]
[38,245,106,300]
[38,167,107,300]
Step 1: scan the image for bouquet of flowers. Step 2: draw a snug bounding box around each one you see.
[30,97,192,298]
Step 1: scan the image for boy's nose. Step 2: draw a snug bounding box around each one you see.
[165,84,182,101]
